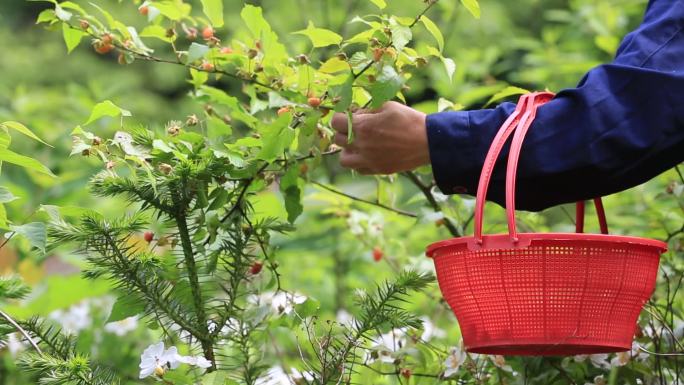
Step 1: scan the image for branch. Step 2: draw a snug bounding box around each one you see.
[311,181,417,218]
[401,171,461,237]
[0,310,42,354]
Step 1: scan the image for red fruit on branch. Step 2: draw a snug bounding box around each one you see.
[277,107,290,116]
[201,60,215,72]
[94,42,114,54]
[400,368,412,379]
[101,33,114,45]
[250,262,263,275]
[202,26,214,40]
[139,5,149,16]
[372,47,384,62]
[143,231,154,243]
[307,97,321,108]
[220,46,233,54]
[372,247,383,262]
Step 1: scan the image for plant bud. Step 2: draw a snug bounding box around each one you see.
[247,48,258,59]
[79,19,90,30]
[166,120,182,136]
[336,52,348,61]
[297,54,310,64]
[158,163,173,175]
[186,114,199,126]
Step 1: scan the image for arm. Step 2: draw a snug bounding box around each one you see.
[427,0,684,210]
[330,1,684,211]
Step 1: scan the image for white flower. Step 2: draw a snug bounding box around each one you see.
[336,309,356,327]
[368,328,407,363]
[104,316,139,336]
[3,333,25,356]
[252,291,307,316]
[574,354,611,369]
[491,355,516,374]
[49,302,91,335]
[346,210,383,237]
[419,316,445,341]
[443,345,466,378]
[255,366,313,385]
[139,342,213,379]
[139,342,182,379]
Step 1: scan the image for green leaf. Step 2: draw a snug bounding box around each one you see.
[460,0,481,19]
[0,149,54,176]
[329,75,354,113]
[201,0,224,27]
[203,372,228,385]
[140,25,174,42]
[198,86,258,128]
[1,121,50,146]
[62,21,84,53]
[294,298,320,318]
[54,4,72,21]
[369,66,404,109]
[35,9,57,24]
[390,22,412,51]
[240,5,288,64]
[420,15,443,52]
[293,21,343,48]
[187,42,210,63]
[318,57,350,74]
[280,166,303,223]
[257,114,294,162]
[485,86,529,107]
[441,57,456,82]
[368,0,386,9]
[10,222,46,253]
[0,187,18,204]
[148,0,191,20]
[107,295,145,322]
[85,100,131,125]
[206,116,232,138]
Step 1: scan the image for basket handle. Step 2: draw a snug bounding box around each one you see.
[473,92,610,245]
[473,93,535,243]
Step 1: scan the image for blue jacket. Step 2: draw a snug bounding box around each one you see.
[426,0,684,211]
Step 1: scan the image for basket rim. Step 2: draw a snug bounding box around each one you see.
[426,232,668,258]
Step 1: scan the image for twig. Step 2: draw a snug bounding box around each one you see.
[312,181,417,218]
[401,171,461,237]
[0,309,42,355]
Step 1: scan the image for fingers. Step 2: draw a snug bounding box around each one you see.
[339,149,366,170]
[330,109,380,134]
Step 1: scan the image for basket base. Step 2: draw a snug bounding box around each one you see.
[467,342,629,356]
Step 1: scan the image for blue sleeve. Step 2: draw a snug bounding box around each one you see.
[426,0,684,211]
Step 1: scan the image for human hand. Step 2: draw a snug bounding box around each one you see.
[330,101,430,175]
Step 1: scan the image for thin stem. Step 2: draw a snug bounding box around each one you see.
[401,171,461,237]
[0,310,42,354]
[311,181,417,218]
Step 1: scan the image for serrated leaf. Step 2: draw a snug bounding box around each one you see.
[0,187,18,204]
[85,100,131,125]
[62,23,84,53]
[9,222,46,253]
[329,75,353,112]
[318,57,350,74]
[368,0,386,9]
[148,0,191,20]
[187,42,210,63]
[201,0,224,27]
[36,9,57,24]
[240,5,288,64]
[293,298,320,318]
[485,86,529,107]
[1,121,50,146]
[280,166,303,223]
[203,372,228,385]
[390,23,412,51]
[257,114,294,162]
[293,21,343,48]
[0,149,54,176]
[107,295,144,322]
[460,0,481,19]
[369,66,404,109]
[420,15,443,52]
[140,25,174,42]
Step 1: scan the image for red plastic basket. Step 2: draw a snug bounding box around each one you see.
[426,92,667,355]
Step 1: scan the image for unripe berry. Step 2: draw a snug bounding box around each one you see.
[307,97,321,108]
[202,26,214,40]
[143,231,154,243]
[79,19,90,30]
[247,48,258,59]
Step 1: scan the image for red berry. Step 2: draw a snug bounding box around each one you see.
[372,247,383,262]
[220,46,233,54]
[277,106,290,116]
[255,39,262,50]
[94,42,114,54]
[101,33,113,45]
[143,231,154,243]
[400,368,411,379]
[250,262,263,275]
[307,97,321,108]
[372,47,384,62]
[202,26,214,40]
[201,60,215,72]
[139,5,149,16]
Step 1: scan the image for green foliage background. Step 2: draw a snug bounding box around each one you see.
[1,0,683,384]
